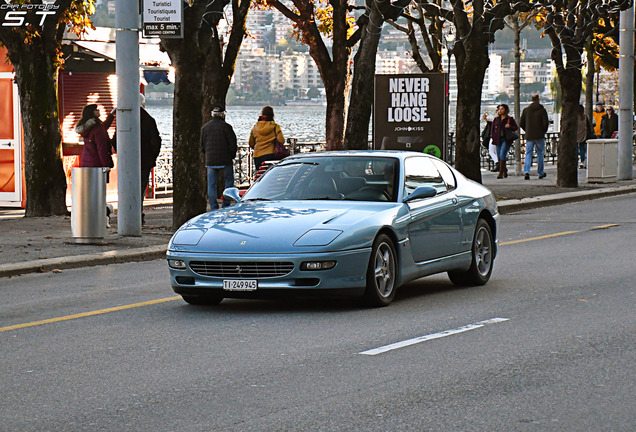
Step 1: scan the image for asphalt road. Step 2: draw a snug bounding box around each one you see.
[2,194,636,431]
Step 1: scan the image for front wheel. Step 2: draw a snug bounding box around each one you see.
[363,234,398,307]
[448,218,494,286]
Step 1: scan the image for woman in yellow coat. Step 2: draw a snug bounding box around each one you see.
[249,106,285,172]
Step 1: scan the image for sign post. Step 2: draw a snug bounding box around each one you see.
[373,73,448,160]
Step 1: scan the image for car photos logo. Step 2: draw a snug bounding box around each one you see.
[1,0,59,27]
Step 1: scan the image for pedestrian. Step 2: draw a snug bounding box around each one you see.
[600,106,619,138]
[249,105,285,172]
[139,94,162,223]
[76,104,115,169]
[592,102,605,138]
[200,106,238,210]
[576,104,594,169]
[75,103,116,226]
[490,104,518,179]
[482,111,499,172]
[519,94,549,180]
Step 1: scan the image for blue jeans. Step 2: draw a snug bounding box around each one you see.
[524,138,545,175]
[497,140,512,162]
[207,165,234,210]
[578,142,587,164]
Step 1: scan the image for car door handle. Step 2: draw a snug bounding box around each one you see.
[0,142,13,149]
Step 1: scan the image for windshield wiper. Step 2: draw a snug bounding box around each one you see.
[243,197,271,202]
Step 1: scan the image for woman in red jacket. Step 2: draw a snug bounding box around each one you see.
[490,104,518,179]
[75,104,115,168]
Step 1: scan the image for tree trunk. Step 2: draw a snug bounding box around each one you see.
[324,75,348,150]
[453,39,489,183]
[556,68,581,188]
[343,7,383,150]
[162,4,208,228]
[11,41,67,217]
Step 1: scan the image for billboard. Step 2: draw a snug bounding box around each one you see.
[373,73,447,160]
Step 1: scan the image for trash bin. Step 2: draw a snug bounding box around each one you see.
[71,167,108,244]
[587,139,618,183]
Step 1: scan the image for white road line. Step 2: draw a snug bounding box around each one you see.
[359,317,510,356]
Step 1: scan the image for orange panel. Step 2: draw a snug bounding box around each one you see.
[0,149,16,193]
[0,79,15,139]
[0,46,13,72]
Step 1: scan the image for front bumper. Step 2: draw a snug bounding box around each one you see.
[167,248,371,298]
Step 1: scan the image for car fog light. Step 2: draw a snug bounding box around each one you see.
[168,259,187,269]
[301,261,336,271]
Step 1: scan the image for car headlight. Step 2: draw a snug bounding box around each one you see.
[168,259,187,269]
[300,261,336,271]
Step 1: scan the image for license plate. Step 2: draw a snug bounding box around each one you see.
[223,279,258,291]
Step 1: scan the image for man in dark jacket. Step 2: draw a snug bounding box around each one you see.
[600,106,619,138]
[519,94,549,180]
[139,94,162,223]
[201,106,238,210]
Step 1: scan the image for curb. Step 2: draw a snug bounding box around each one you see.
[0,245,167,278]
[497,184,636,214]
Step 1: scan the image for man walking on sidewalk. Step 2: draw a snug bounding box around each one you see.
[520,94,549,180]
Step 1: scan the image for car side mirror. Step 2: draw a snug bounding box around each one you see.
[223,187,241,203]
[404,186,437,203]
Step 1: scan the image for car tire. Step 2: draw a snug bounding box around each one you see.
[182,295,223,306]
[448,218,494,286]
[363,234,397,307]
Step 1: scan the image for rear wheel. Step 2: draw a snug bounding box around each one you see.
[182,295,223,306]
[363,234,397,307]
[448,218,494,286]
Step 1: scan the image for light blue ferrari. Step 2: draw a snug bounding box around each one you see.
[167,151,499,307]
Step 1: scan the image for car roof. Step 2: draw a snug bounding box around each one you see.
[285,150,435,162]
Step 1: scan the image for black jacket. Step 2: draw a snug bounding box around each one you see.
[600,112,619,138]
[110,108,161,170]
[519,102,549,141]
[141,108,162,170]
[200,117,238,166]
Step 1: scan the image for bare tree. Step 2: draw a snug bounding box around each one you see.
[260,0,363,149]
[533,0,631,187]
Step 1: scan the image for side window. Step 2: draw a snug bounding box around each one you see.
[404,157,447,197]
[432,160,457,191]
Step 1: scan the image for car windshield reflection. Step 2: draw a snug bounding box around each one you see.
[243,157,399,202]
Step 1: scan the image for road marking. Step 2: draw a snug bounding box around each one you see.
[0,296,181,333]
[500,224,619,246]
[359,317,509,356]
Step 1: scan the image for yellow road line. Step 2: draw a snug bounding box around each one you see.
[500,224,619,246]
[0,296,181,333]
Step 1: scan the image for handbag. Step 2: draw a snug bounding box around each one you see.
[481,121,491,148]
[273,125,290,159]
[504,118,519,142]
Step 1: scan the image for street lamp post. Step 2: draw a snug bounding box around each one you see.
[443,25,456,161]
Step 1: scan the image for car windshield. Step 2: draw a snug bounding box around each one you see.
[243,156,399,202]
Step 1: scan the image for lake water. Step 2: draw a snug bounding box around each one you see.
[147,104,330,148]
[147,103,556,149]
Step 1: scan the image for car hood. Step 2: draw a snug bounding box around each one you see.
[169,201,394,253]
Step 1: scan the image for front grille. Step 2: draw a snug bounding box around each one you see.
[189,261,294,278]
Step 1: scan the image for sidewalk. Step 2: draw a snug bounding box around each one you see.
[2,163,636,278]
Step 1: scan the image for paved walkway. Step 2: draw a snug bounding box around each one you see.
[2,163,636,278]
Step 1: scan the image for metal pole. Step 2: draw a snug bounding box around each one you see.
[115,0,141,235]
[618,5,634,180]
